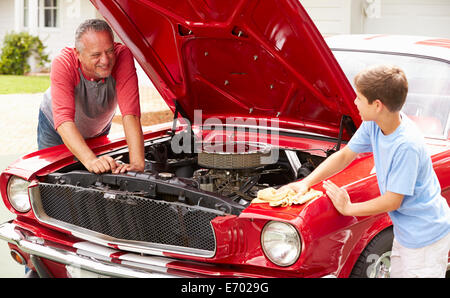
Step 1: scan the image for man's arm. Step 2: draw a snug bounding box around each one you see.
[114,114,145,173]
[57,121,118,174]
[323,180,404,216]
[111,45,144,173]
[284,146,358,194]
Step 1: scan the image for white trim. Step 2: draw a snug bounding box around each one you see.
[29,0,38,35]
[73,241,118,258]
[14,0,23,32]
[38,0,60,29]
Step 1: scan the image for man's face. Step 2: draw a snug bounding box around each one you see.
[76,30,116,80]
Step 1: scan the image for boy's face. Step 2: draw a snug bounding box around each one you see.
[354,90,378,121]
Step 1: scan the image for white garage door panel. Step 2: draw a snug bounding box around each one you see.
[365,0,450,38]
[301,0,450,38]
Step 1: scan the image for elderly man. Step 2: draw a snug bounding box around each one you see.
[37,19,144,174]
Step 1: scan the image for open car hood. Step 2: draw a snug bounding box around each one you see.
[91,0,360,140]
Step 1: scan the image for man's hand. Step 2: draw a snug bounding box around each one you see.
[85,155,119,174]
[112,161,145,174]
[57,121,120,174]
[323,180,351,215]
[85,156,145,174]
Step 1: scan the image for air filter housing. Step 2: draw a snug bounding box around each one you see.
[198,142,272,169]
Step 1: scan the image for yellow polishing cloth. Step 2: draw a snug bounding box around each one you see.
[251,187,323,207]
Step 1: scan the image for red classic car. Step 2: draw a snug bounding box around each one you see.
[0,0,449,278]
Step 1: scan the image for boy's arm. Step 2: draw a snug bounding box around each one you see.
[323,180,404,216]
[284,146,358,194]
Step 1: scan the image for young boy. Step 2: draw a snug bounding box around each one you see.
[285,65,450,278]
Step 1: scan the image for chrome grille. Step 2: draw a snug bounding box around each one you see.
[36,183,218,253]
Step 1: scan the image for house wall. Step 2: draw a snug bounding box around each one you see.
[300,0,355,35]
[0,1,16,46]
[0,0,98,66]
[363,0,450,38]
[34,0,98,62]
[301,0,450,38]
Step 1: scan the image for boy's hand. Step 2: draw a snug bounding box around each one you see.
[279,181,309,196]
[323,180,351,216]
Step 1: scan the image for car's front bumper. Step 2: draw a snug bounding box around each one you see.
[2,221,313,278]
[0,221,344,278]
[0,221,207,278]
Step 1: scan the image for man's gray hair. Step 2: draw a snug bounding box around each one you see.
[75,19,114,52]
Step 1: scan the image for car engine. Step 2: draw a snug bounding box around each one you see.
[42,137,325,214]
[33,136,326,253]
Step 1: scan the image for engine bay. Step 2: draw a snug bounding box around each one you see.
[44,136,327,215]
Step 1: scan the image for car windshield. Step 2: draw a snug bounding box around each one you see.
[332,50,450,139]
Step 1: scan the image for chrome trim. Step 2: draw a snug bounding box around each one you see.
[29,185,217,258]
[3,221,447,278]
[30,255,53,278]
[260,221,301,267]
[0,222,188,278]
[368,251,391,278]
[285,150,301,178]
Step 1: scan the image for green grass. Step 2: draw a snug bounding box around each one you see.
[0,75,50,94]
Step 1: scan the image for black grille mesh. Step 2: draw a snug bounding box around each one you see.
[38,183,218,252]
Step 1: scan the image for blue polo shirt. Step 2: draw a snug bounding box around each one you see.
[347,114,450,248]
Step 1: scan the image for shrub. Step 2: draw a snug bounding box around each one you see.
[0,31,50,75]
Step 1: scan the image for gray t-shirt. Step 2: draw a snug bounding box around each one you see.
[39,44,140,139]
[41,69,117,138]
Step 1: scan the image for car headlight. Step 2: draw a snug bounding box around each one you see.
[261,221,301,267]
[7,176,31,212]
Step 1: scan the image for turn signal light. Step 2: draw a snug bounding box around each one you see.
[10,250,26,265]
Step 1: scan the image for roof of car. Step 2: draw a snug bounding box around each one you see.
[324,34,450,62]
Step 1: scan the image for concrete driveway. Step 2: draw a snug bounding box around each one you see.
[0,93,120,277]
[0,93,42,278]
[0,155,24,278]
[0,93,147,278]
[0,88,170,277]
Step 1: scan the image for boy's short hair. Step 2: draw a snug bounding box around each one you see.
[354,65,408,112]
